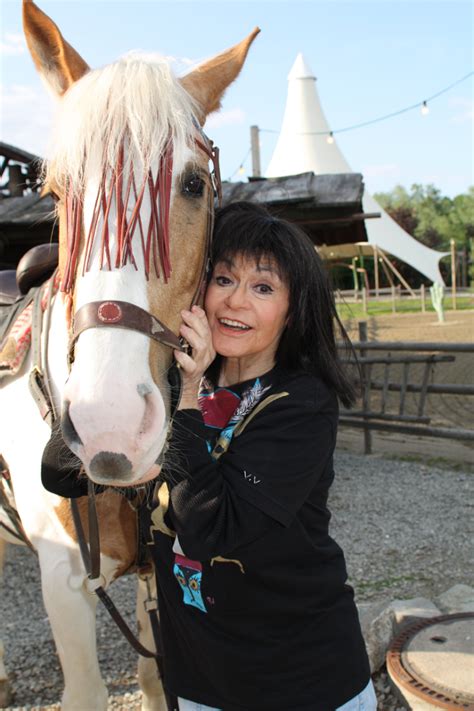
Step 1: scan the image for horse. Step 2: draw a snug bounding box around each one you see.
[0,1,258,707]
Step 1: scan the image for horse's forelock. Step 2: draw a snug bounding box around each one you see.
[45,53,200,193]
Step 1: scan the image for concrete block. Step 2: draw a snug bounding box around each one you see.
[357,600,394,673]
[390,597,441,634]
[357,597,443,674]
[436,584,474,614]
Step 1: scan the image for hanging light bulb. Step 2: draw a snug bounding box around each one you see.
[326,132,334,144]
[421,101,429,116]
[238,165,245,175]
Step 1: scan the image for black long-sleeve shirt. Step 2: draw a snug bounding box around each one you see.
[151,368,370,711]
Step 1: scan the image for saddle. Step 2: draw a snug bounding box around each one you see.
[0,244,58,377]
[0,243,59,305]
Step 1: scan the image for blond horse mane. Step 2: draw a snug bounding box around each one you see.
[46,53,199,194]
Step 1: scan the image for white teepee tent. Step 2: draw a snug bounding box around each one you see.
[266,53,447,283]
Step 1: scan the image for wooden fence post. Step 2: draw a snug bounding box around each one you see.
[362,287,368,314]
[358,321,372,455]
[373,246,380,298]
[420,283,426,313]
[391,285,397,313]
[451,239,457,311]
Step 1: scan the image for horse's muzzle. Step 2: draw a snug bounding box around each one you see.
[61,400,83,447]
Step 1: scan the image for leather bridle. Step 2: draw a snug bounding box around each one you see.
[66,131,221,414]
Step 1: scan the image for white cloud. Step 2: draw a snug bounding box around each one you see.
[0,33,26,57]
[205,108,246,130]
[167,55,201,71]
[362,163,400,178]
[449,97,474,124]
[1,83,55,157]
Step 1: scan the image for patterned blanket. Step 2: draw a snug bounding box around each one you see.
[0,280,53,379]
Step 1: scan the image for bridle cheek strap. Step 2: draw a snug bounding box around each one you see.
[69,300,183,363]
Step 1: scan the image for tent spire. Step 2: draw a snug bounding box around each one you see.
[265,53,447,283]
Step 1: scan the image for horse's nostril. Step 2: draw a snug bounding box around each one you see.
[61,400,83,447]
[90,451,133,480]
[137,383,153,397]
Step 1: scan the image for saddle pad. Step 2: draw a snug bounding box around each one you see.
[0,280,52,379]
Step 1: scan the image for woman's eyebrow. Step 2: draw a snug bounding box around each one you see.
[255,264,282,279]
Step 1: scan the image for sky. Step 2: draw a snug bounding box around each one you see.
[1,0,473,198]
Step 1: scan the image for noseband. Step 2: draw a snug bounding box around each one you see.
[66,132,221,413]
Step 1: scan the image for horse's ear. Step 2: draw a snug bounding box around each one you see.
[181,28,260,124]
[22,0,89,96]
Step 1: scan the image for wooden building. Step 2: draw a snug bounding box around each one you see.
[0,141,378,269]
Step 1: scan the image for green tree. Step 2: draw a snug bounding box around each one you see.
[373,184,474,285]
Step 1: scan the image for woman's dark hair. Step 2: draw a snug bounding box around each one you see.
[209,201,357,408]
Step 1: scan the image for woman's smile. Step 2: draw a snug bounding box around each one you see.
[217,317,252,333]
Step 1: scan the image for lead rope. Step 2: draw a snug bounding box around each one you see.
[70,485,179,711]
[25,279,173,701]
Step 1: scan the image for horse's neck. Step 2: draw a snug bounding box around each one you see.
[44,293,70,414]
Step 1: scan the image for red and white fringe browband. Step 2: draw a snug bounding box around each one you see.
[60,141,174,293]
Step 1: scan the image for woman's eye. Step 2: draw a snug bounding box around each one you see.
[181,173,205,197]
[255,284,273,294]
[49,189,61,203]
[215,275,232,286]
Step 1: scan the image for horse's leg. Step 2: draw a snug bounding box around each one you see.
[136,573,167,711]
[36,541,109,711]
[0,538,13,707]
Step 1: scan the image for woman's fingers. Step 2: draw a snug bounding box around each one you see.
[179,323,202,349]
[175,306,215,383]
[173,349,197,375]
[180,306,211,338]
[179,307,213,352]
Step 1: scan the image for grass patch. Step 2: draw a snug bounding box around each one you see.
[353,574,430,595]
[336,296,473,321]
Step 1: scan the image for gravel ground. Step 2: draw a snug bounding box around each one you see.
[1,450,472,710]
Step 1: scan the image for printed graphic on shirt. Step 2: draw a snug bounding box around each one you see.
[200,377,270,459]
[173,554,207,613]
[171,377,271,614]
[199,387,240,429]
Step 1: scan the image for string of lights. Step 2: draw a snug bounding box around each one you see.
[227,147,251,181]
[227,70,473,177]
[259,71,473,138]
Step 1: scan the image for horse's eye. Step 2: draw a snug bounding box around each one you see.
[181,173,205,198]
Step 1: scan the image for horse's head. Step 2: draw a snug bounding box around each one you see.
[23,0,259,486]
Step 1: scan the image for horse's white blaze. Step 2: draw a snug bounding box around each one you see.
[63,172,166,483]
[42,54,201,484]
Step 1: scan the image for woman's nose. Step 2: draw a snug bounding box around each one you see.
[225,284,247,308]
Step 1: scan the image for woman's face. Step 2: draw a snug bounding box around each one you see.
[204,253,289,371]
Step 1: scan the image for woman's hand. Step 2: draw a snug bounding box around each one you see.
[173,305,215,409]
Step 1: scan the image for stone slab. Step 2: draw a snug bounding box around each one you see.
[390,597,441,634]
[436,584,474,614]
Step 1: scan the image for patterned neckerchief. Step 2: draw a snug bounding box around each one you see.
[199,375,272,459]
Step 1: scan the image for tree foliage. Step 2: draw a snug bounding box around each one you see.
[373,184,474,252]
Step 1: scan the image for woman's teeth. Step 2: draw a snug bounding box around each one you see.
[219,318,250,331]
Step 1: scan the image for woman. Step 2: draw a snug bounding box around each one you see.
[152,202,375,711]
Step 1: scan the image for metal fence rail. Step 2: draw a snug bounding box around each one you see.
[338,322,474,453]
